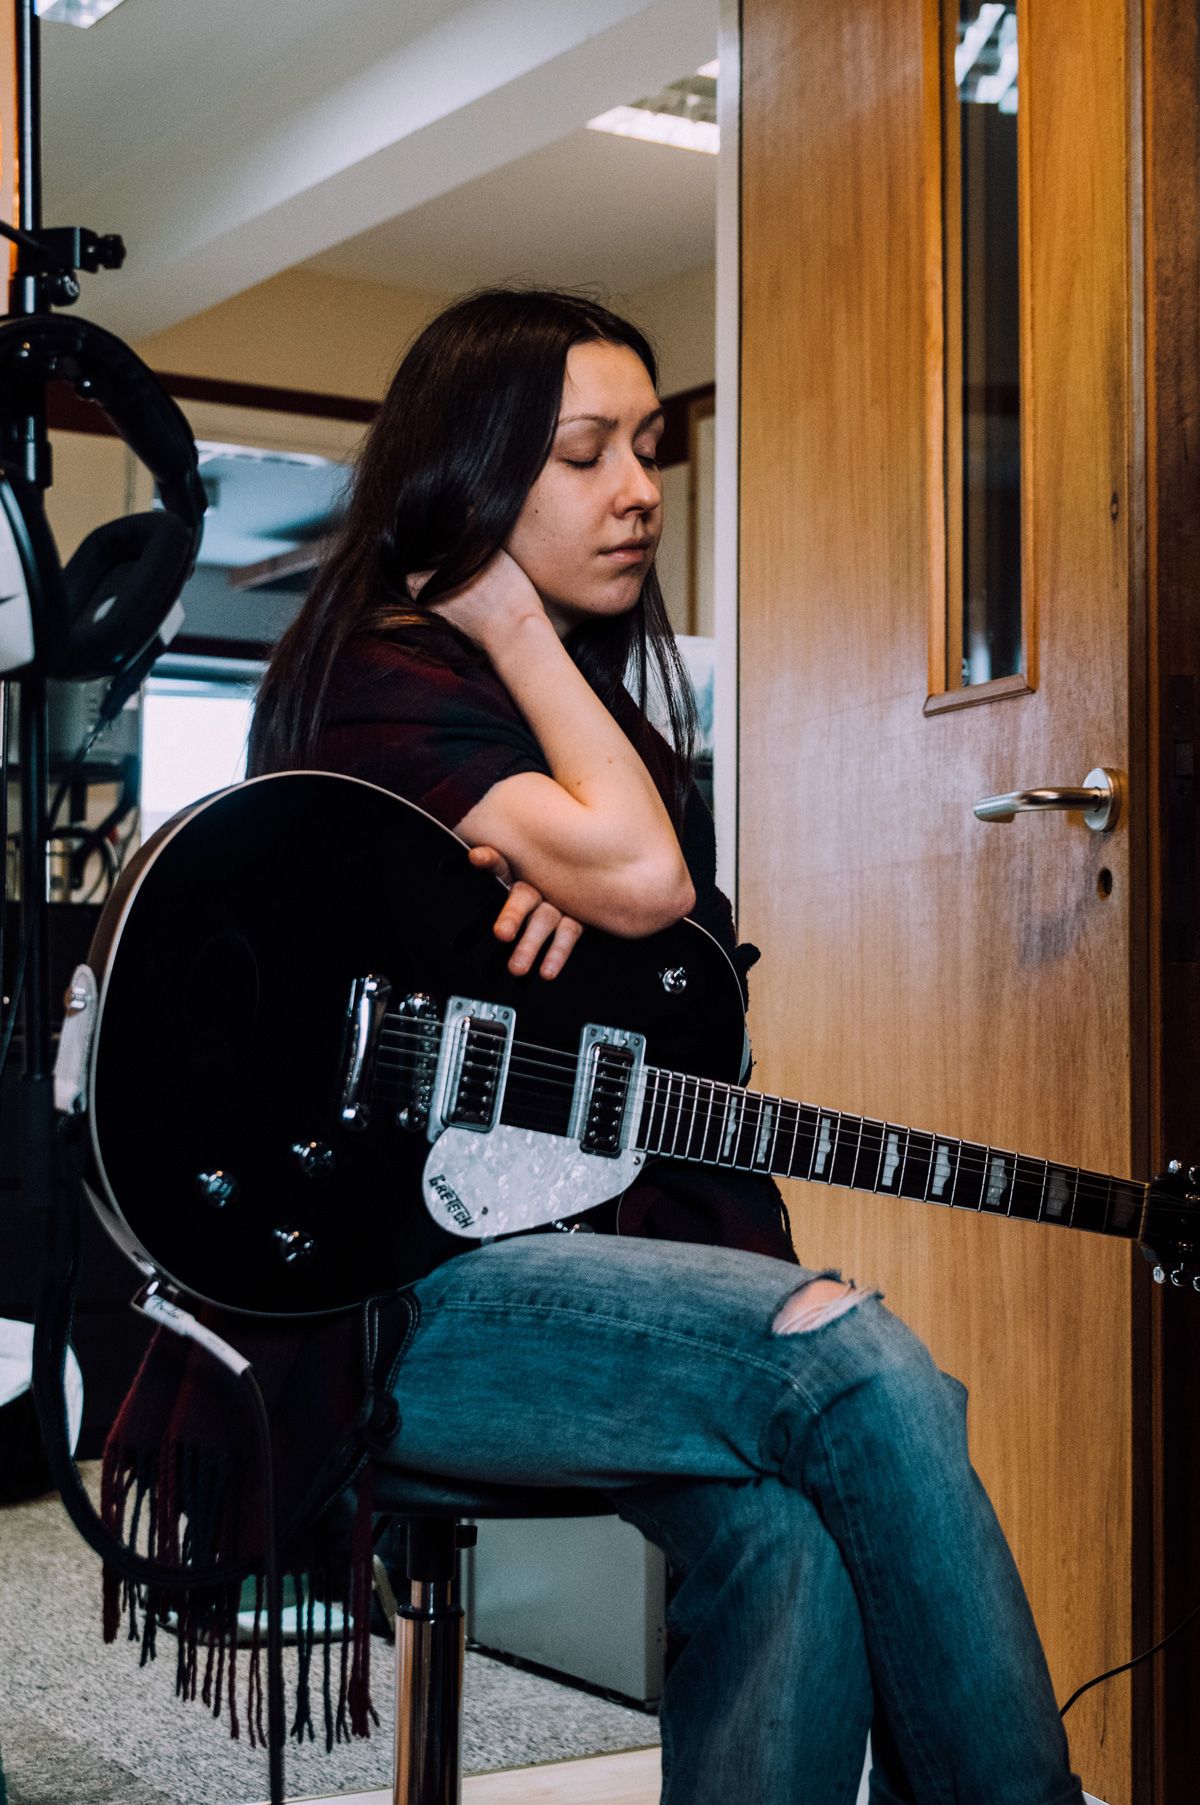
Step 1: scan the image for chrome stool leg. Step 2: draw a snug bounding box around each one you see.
[389,1519,477,1805]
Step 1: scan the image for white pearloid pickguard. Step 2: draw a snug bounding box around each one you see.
[422,1125,645,1238]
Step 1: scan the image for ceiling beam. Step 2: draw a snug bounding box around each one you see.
[48,0,716,342]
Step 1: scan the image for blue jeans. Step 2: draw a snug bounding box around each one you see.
[374,1234,1083,1805]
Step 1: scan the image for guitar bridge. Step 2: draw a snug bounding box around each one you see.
[569,1025,646,1158]
[427,996,514,1138]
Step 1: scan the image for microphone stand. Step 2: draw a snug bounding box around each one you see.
[1,2,124,1209]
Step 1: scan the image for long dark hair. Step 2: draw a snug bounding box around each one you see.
[247,287,697,824]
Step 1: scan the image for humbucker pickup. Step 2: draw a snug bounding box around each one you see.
[427,996,515,1137]
[569,1024,646,1158]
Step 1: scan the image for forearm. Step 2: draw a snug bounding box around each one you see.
[484,613,686,874]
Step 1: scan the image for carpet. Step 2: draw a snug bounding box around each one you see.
[0,1471,658,1805]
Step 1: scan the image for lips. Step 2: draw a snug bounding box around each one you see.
[602,540,652,556]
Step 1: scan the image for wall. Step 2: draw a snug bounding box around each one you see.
[132,262,716,402]
[132,267,454,399]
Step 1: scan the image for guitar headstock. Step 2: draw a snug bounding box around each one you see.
[1142,1161,1200,1291]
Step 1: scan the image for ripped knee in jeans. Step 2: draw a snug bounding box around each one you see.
[772,1275,868,1335]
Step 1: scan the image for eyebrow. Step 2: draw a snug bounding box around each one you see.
[556,407,665,432]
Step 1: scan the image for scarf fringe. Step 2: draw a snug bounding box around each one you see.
[100,1437,377,1752]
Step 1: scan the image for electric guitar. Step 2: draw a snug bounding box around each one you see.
[70,771,1200,1317]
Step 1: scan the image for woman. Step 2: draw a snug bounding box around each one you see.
[249,290,1083,1804]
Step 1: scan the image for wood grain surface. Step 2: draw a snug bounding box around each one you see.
[739,0,1145,1798]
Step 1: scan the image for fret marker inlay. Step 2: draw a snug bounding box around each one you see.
[814,1115,834,1177]
[721,1095,742,1161]
[986,1156,1008,1207]
[755,1103,775,1166]
[881,1131,901,1190]
[932,1143,952,1199]
[1046,1171,1069,1219]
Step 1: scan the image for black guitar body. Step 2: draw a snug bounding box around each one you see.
[86,772,746,1317]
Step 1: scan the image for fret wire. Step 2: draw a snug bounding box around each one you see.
[659,1070,674,1155]
[745,1091,763,1169]
[785,1098,803,1181]
[632,1079,1142,1232]
[897,1127,911,1197]
[807,1109,824,1183]
[641,1068,656,1152]
[948,1139,963,1206]
[646,1068,664,1155]
[767,1093,783,1171]
[677,1073,694,1161]
[740,1090,756,1169]
[655,1068,671,1156]
[671,1072,688,1158]
[849,1116,865,1190]
[683,1075,702,1162]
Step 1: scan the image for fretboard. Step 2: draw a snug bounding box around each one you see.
[634,1069,1148,1242]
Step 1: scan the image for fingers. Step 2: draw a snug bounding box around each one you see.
[468,843,514,885]
[534,913,584,980]
[489,881,584,979]
[504,897,563,975]
[492,880,542,944]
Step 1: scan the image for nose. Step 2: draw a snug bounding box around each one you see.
[614,447,661,516]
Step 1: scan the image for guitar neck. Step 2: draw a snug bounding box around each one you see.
[635,1068,1148,1242]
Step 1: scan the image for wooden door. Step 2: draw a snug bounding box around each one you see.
[738,2,1150,1800]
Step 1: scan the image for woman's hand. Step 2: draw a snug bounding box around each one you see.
[468,844,584,979]
[410,549,548,653]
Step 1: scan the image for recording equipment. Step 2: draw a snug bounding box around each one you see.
[0,314,206,685]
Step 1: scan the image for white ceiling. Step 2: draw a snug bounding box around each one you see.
[39,0,718,340]
[304,125,716,295]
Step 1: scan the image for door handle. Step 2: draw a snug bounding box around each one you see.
[972,767,1123,832]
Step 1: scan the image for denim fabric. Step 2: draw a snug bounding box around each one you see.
[374,1233,1083,1805]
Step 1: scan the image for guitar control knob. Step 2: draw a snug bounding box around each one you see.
[195,1170,238,1209]
[273,1225,317,1266]
[660,966,688,995]
[1170,1266,1187,1288]
[291,1140,335,1179]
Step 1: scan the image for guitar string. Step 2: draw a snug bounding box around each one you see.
[373,1039,1137,1204]
[370,1045,1142,1216]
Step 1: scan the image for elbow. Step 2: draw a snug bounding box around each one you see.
[604,857,695,938]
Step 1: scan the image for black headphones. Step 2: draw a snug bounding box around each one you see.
[0,313,206,682]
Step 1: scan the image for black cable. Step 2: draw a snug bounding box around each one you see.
[1059,1599,1200,1718]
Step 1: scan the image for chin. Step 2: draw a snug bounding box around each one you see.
[546,585,642,633]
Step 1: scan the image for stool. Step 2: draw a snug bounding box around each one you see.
[372,1473,615,1805]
